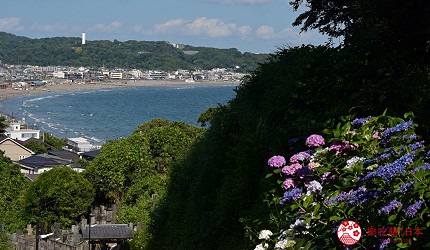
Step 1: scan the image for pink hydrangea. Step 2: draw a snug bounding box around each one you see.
[289,151,311,163]
[328,141,359,155]
[305,134,326,147]
[282,178,296,190]
[282,163,302,175]
[267,155,286,168]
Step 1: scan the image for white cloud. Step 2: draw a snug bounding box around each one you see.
[90,21,122,33]
[30,23,67,32]
[185,17,237,37]
[255,25,276,39]
[154,19,187,34]
[145,17,251,38]
[0,17,23,31]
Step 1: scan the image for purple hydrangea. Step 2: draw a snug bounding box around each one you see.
[282,163,302,175]
[289,151,311,163]
[408,141,425,151]
[325,187,389,206]
[280,188,303,205]
[328,141,358,155]
[268,155,286,168]
[379,238,391,250]
[396,180,417,193]
[404,200,425,217]
[305,134,325,147]
[379,200,402,214]
[282,178,295,190]
[411,163,430,173]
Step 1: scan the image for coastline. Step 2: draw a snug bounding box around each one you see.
[0,80,240,119]
[0,79,240,103]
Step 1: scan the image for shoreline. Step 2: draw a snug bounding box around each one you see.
[0,79,240,103]
[0,79,240,120]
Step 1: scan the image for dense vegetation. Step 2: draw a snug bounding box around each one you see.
[0,0,428,249]
[142,0,429,249]
[0,32,267,72]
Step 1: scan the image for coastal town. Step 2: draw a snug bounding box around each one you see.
[0,62,246,88]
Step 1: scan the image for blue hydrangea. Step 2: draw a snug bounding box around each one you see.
[325,187,389,205]
[351,117,371,127]
[280,188,303,205]
[408,141,425,151]
[411,163,430,173]
[362,153,415,182]
[379,200,402,214]
[381,121,413,144]
[404,200,425,217]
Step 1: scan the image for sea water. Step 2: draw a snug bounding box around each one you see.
[0,85,237,144]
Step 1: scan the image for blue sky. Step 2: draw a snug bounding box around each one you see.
[0,0,329,53]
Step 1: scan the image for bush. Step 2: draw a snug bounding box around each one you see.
[251,112,430,249]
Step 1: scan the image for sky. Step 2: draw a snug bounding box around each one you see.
[0,0,330,54]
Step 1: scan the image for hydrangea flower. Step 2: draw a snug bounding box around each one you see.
[289,151,311,163]
[280,188,303,205]
[282,178,295,190]
[282,163,302,175]
[328,141,358,155]
[404,200,425,217]
[268,155,286,168]
[379,200,402,214]
[345,156,366,169]
[305,134,325,147]
[396,180,417,193]
[306,180,322,195]
[258,229,273,240]
[351,117,371,127]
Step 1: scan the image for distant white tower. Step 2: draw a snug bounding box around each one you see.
[82,32,86,45]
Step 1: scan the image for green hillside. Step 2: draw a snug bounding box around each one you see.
[0,32,267,72]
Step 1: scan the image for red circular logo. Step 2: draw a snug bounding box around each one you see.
[337,220,362,245]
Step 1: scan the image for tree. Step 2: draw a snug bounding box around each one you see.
[0,116,8,133]
[0,153,29,232]
[23,139,47,154]
[24,167,94,227]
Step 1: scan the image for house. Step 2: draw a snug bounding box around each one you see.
[18,153,72,174]
[4,120,40,141]
[66,137,98,152]
[0,134,34,161]
[81,149,100,161]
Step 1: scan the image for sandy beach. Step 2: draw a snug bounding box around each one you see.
[0,80,240,103]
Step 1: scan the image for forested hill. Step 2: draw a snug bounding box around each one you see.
[0,32,268,71]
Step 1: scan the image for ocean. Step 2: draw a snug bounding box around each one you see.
[0,85,237,144]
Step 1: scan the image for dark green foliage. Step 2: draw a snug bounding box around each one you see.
[147,38,428,250]
[84,119,204,248]
[0,32,267,71]
[42,132,67,151]
[0,231,13,250]
[0,153,29,232]
[23,139,47,154]
[24,167,94,227]
[0,116,8,133]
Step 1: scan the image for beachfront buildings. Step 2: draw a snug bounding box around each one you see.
[5,120,40,141]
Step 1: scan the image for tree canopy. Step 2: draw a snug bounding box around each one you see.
[24,167,94,227]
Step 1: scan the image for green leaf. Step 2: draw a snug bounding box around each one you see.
[388,214,397,222]
[329,216,342,221]
[265,173,273,178]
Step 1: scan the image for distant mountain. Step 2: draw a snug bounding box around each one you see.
[0,32,268,72]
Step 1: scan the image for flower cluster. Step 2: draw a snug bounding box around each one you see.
[253,114,429,249]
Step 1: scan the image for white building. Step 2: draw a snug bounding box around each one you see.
[5,121,40,141]
[67,137,97,152]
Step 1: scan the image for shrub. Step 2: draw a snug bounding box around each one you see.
[251,113,430,249]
